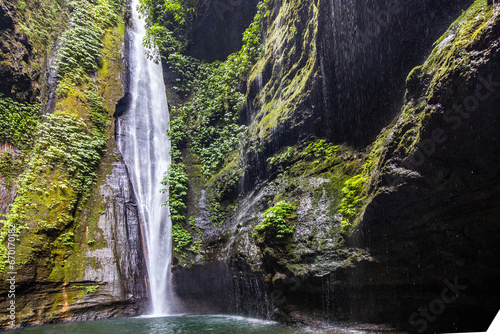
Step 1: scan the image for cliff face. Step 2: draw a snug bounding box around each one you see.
[0,0,147,328]
[2,0,500,331]
[186,0,260,61]
[171,0,500,332]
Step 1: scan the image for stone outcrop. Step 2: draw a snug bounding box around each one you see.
[173,0,500,333]
[186,0,260,61]
[0,1,148,328]
[0,150,148,327]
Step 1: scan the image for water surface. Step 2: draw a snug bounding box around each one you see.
[15,315,406,334]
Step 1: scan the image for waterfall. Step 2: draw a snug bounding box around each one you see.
[116,0,174,316]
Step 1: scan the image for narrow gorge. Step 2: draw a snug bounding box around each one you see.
[0,0,499,333]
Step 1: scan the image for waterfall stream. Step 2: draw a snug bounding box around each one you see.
[116,0,174,315]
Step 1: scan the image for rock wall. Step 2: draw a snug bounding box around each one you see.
[173,0,500,332]
[186,0,260,61]
[0,148,148,327]
[0,1,148,328]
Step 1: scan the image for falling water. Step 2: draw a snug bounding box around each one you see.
[116,0,174,315]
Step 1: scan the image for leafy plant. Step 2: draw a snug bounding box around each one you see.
[0,114,107,272]
[253,201,295,239]
[152,0,271,231]
[161,0,271,177]
[139,0,197,60]
[161,163,189,223]
[0,94,40,149]
[172,223,192,254]
[0,152,22,189]
[304,139,340,162]
[35,114,107,193]
[56,232,75,248]
[54,0,118,97]
[0,0,122,273]
[167,52,201,95]
[338,174,369,233]
[86,89,110,136]
[267,146,295,167]
[84,285,100,294]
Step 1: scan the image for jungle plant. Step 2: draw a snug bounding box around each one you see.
[253,200,295,239]
[0,94,40,149]
[161,163,189,223]
[172,223,192,254]
[338,174,369,233]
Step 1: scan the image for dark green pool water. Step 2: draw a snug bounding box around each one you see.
[14,315,405,334]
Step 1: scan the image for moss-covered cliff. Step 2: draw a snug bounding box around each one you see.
[0,0,147,328]
[2,0,500,332]
[150,0,499,332]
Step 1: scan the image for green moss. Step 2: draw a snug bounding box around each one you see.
[257,138,367,243]
[254,200,296,240]
[50,286,86,313]
[206,151,243,226]
[420,0,494,99]
[0,0,126,283]
[99,16,126,105]
[247,0,318,144]
[335,0,499,238]
[0,151,22,189]
[84,285,99,294]
[0,94,40,149]
[372,0,498,173]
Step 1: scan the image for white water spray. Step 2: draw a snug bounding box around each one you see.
[116,0,174,316]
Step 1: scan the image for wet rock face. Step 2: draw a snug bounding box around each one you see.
[0,0,149,327]
[173,261,274,317]
[317,0,473,146]
[349,8,500,330]
[0,150,148,327]
[181,0,499,332]
[0,1,36,102]
[240,0,473,191]
[0,1,14,30]
[85,150,148,306]
[186,0,260,61]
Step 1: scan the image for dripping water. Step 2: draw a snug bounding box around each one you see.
[116,0,175,316]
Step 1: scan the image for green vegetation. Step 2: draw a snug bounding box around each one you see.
[405,0,494,102]
[136,0,271,232]
[254,201,295,239]
[84,285,100,294]
[338,174,369,233]
[15,0,69,52]
[139,0,197,61]
[0,152,22,189]
[55,0,120,97]
[173,0,270,177]
[161,163,189,223]
[33,114,106,196]
[0,0,124,273]
[304,139,340,163]
[329,2,497,236]
[205,152,243,226]
[172,223,192,255]
[0,94,40,149]
[0,113,107,271]
[53,232,75,248]
[264,138,370,238]
[247,0,318,143]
